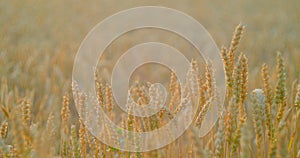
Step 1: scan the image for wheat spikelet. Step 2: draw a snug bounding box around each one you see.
[105,83,113,113]
[0,121,8,139]
[261,64,274,140]
[197,75,206,113]
[275,52,286,124]
[61,94,70,135]
[251,89,265,157]
[233,54,244,103]
[70,124,80,158]
[8,145,18,158]
[187,61,199,97]
[240,54,248,104]
[195,98,212,127]
[46,112,55,138]
[275,52,287,104]
[96,81,104,107]
[94,71,104,106]
[136,84,148,105]
[169,83,180,111]
[268,139,277,158]
[214,113,225,157]
[79,120,86,158]
[60,94,70,156]
[169,70,177,95]
[228,24,245,70]
[205,62,214,98]
[191,59,200,90]
[126,93,134,126]
[231,117,246,153]
[191,59,199,73]
[225,53,247,155]
[78,92,86,120]
[85,132,94,155]
[94,139,101,158]
[169,71,179,111]
[9,108,26,156]
[225,97,237,150]
[275,52,287,125]
[125,98,135,157]
[231,102,247,154]
[221,46,234,98]
[21,99,31,127]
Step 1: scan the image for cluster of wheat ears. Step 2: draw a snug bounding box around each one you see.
[0,24,299,158]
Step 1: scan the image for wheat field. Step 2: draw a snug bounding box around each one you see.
[0,0,300,158]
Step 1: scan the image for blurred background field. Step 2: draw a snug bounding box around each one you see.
[0,0,300,157]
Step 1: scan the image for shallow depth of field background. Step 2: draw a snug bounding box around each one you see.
[0,0,299,157]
